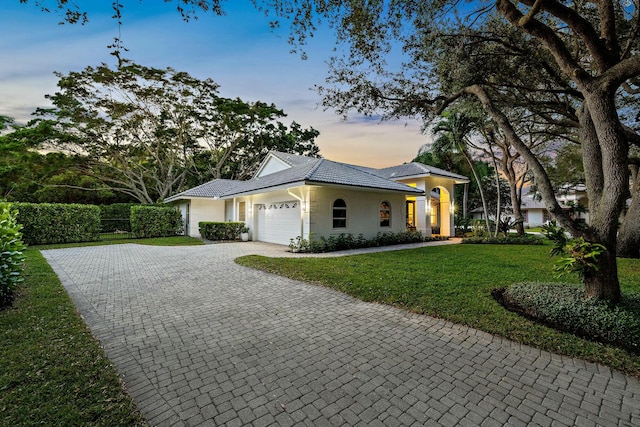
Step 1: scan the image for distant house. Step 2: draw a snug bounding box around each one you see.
[165,151,468,245]
[470,185,589,227]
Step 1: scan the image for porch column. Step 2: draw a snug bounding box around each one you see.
[415,180,431,234]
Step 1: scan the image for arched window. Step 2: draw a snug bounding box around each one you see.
[333,199,347,228]
[380,201,391,227]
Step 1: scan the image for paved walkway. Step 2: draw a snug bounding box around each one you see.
[42,242,640,426]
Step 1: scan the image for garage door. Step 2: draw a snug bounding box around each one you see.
[255,201,301,246]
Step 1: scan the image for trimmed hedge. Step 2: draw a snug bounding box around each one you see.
[289,231,447,253]
[0,203,26,308]
[199,222,245,241]
[496,282,640,355]
[131,206,183,238]
[462,235,543,245]
[14,203,101,245]
[99,203,137,232]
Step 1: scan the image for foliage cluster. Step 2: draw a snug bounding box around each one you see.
[461,235,542,245]
[499,283,640,355]
[6,63,320,204]
[198,222,246,241]
[13,203,101,245]
[99,203,138,232]
[0,250,146,425]
[131,206,183,238]
[0,203,26,308]
[543,221,606,279]
[289,231,445,253]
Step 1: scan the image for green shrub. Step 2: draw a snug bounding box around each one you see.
[0,203,27,308]
[199,222,245,241]
[131,206,183,238]
[289,231,446,253]
[14,203,101,245]
[499,282,640,354]
[461,235,543,245]
[99,203,138,232]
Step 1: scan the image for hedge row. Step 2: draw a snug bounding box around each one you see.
[13,203,183,245]
[131,206,183,238]
[289,231,447,253]
[99,203,138,232]
[13,203,101,245]
[0,203,26,308]
[461,235,543,245]
[199,222,246,241]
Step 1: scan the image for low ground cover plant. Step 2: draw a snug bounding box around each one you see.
[289,231,446,253]
[495,283,640,354]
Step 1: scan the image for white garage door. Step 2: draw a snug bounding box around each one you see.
[255,201,301,246]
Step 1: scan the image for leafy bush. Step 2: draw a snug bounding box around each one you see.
[99,203,138,232]
[14,203,101,245]
[542,220,606,279]
[461,235,543,245]
[198,222,245,241]
[131,206,183,238]
[0,203,26,308]
[497,282,640,354]
[289,231,446,253]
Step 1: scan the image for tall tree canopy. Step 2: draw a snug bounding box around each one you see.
[20,62,319,203]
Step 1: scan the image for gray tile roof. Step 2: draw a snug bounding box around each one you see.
[166,151,469,202]
[372,163,469,182]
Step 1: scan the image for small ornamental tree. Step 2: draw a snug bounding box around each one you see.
[1,203,27,308]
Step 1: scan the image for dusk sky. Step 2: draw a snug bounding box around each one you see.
[0,1,430,167]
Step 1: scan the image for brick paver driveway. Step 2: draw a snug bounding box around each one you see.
[43,243,640,427]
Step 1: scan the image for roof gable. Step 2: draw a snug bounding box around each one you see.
[254,151,318,178]
[373,163,469,183]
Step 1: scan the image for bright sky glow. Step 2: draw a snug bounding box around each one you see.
[0,1,430,167]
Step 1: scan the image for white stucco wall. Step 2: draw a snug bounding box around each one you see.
[177,198,226,238]
[309,187,407,240]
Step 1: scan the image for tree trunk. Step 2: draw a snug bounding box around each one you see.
[463,183,468,219]
[509,182,525,236]
[578,95,627,301]
[489,143,501,238]
[464,152,491,233]
[617,165,640,258]
[584,249,621,301]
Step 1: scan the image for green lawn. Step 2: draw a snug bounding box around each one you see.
[31,235,204,250]
[0,236,203,426]
[237,242,640,377]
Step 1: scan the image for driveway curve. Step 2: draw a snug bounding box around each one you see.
[42,242,640,427]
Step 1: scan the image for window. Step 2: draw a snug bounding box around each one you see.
[332,199,347,228]
[238,201,246,222]
[380,201,391,227]
[430,201,439,226]
[543,209,552,223]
